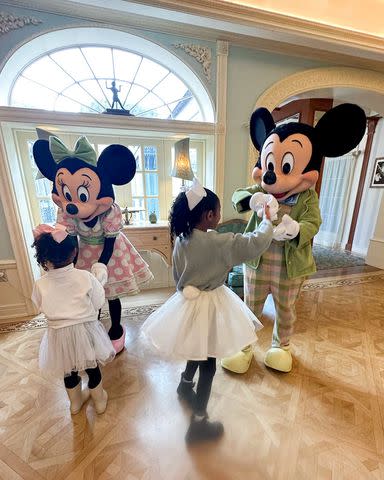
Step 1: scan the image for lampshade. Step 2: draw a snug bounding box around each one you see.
[171,138,194,181]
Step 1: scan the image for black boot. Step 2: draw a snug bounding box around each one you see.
[177,373,196,409]
[185,414,224,444]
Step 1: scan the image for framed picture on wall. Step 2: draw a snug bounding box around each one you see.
[370,157,384,187]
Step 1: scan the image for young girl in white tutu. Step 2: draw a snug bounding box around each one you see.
[31,224,115,415]
[142,179,273,443]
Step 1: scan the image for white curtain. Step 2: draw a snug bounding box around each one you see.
[314,153,356,248]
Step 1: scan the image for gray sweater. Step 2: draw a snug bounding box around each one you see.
[172,219,273,291]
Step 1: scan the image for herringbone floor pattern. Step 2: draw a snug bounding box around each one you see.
[1,274,384,479]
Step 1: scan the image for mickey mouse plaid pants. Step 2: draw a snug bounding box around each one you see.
[243,241,304,348]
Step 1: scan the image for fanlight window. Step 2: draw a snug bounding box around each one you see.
[10,47,203,121]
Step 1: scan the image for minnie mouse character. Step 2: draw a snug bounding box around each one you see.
[33,136,153,353]
[221,103,366,373]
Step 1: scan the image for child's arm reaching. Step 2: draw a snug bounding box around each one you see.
[224,207,273,268]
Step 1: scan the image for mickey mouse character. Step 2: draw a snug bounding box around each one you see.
[221,103,366,373]
[33,136,153,353]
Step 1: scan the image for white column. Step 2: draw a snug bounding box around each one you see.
[214,40,228,202]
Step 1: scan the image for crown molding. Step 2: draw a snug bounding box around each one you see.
[3,0,384,70]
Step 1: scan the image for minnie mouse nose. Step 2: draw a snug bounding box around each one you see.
[263,171,276,185]
[66,203,78,215]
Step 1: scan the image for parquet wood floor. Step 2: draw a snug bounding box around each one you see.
[1,274,384,479]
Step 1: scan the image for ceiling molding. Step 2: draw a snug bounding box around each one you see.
[4,0,384,69]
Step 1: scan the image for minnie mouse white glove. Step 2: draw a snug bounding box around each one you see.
[273,214,300,241]
[91,262,108,286]
[249,192,279,221]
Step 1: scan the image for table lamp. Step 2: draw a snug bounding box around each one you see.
[171,137,194,191]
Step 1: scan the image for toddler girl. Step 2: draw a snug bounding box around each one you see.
[31,224,115,414]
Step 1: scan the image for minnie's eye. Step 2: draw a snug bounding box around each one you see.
[77,186,89,203]
[62,185,72,201]
[282,152,294,174]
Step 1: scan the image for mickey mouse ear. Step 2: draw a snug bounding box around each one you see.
[315,104,366,157]
[250,108,276,151]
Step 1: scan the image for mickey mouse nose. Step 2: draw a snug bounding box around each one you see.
[66,203,79,215]
[263,171,276,185]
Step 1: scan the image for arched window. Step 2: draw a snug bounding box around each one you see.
[11,46,203,121]
[0,27,214,122]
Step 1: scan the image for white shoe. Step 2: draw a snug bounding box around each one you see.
[66,383,90,415]
[90,382,108,414]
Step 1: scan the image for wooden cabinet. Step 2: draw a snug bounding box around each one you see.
[123,221,172,266]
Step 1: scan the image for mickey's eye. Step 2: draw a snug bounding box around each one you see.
[265,152,275,171]
[62,185,72,202]
[77,186,89,203]
[282,152,294,174]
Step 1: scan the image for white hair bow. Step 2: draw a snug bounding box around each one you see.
[186,177,207,210]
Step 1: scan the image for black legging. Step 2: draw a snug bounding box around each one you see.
[108,298,123,340]
[98,298,123,340]
[64,366,102,390]
[183,357,216,415]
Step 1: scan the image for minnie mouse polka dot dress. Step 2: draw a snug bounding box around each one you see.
[58,204,153,299]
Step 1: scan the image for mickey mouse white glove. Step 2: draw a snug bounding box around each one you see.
[91,262,108,286]
[249,192,279,221]
[273,214,300,241]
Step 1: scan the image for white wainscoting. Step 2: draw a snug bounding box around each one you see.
[0,260,29,320]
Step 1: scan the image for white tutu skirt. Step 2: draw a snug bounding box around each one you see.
[39,320,115,377]
[141,285,262,360]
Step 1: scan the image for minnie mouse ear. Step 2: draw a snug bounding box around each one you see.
[98,145,136,185]
[32,139,57,181]
[250,108,276,151]
[315,104,366,157]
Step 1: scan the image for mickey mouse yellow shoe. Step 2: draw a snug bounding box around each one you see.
[264,346,292,372]
[221,345,253,374]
